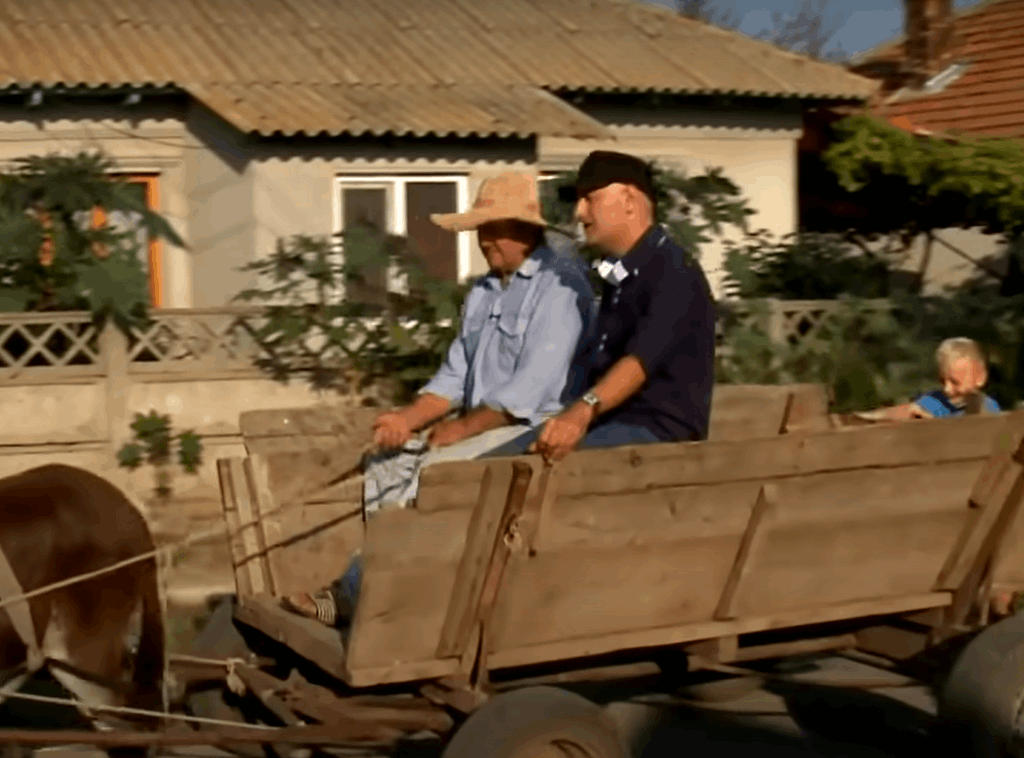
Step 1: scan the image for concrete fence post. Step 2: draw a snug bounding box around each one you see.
[100,321,132,457]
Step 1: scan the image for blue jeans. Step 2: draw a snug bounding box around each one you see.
[481,420,662,458]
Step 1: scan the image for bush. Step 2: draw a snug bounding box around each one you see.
[233,229,470,405]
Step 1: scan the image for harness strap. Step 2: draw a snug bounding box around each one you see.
[0,543,43,672]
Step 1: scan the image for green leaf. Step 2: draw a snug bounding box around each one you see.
[177,431,204,474]
[116,443,145,470]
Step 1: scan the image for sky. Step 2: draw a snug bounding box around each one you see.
[641,0,985,58]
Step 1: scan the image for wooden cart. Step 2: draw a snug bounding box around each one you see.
[187,384,1024,757]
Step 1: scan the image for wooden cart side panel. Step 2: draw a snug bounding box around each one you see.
[486,453,989,653]
[216,454,364,601]
[420,412,1024,506]
[345,461,540,676]
[344,506,475,672]
[216,457,272,599]
[707,384,794,441]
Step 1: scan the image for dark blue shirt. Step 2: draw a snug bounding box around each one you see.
[575,225,716,441]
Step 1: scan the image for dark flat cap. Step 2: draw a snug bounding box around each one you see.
[558,150,657,205]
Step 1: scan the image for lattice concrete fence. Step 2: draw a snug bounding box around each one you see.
[0,300,881,600]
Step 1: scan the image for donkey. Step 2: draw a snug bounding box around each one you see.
[0,463,165,732]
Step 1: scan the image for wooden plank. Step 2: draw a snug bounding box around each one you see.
[935,455,1022,591]
[473,461,535,681]
[345,507,474,673]
[715,484,778,620]
[234,595,348,681]
[419,411,1023,502]
[245,455,363,598]
[217,458,253,598]
[489,508,966,652]
[347,658,460,689]
[855,625,930,660]
[738,509,968,617]
[782,384,832,433]
[222,457,268,597]
[487,592,952,673]
[259,445,368,511]
[707,384,793,441]
[946,441,1024,627]
[435,462,518,658]
[490,535,743,650]
[531,460,982,553]
[238,405,381,448]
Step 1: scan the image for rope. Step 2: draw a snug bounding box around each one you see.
[0,689,279,730]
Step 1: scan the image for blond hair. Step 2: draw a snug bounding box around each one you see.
[935,337,987,374]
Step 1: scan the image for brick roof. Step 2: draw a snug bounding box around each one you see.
[853,0,1024,138]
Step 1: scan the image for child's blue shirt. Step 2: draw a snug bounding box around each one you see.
[913,389,1001,417]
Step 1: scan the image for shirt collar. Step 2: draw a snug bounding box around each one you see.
[593,225,665,284]
[482,245,551,290]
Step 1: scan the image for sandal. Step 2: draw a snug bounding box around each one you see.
[281,588,344,627]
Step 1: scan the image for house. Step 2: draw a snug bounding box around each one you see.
[0,0,876,302]
[844,0,1024,292]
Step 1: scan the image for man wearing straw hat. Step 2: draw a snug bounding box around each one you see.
[282,172,594,627]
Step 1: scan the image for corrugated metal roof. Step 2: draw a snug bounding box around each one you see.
[186,82,615,139]
[0,0,879,138]
[856,0,1024,138]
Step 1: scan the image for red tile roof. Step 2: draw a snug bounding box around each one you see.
[854,0,1024,138]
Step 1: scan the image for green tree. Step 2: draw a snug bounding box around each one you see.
[0,151,183,330]
[233,227,469,405]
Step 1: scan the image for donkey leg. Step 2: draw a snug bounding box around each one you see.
[43,592,137,727]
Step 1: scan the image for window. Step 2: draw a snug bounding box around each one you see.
[92,174,164,307]
[334,175,470,305]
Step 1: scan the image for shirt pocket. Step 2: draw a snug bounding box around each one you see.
[495,311,527,373]
[461,308,488,363]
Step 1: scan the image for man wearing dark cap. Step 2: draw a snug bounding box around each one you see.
[487,150,715,461]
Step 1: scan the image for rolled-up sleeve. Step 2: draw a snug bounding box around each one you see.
[484,281,586,426]
[624,266,696,376]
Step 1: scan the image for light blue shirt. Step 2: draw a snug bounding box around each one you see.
[420,244,594,427]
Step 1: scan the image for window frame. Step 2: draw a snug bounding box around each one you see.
[92,173,163,308]
[333,174,471,288]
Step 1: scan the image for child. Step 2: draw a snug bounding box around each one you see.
[858,337,1001,422]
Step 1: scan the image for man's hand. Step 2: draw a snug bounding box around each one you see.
[535,402,596,463]
[373,412,414,450]
[427,418,470,448]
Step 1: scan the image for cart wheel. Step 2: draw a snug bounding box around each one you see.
[937,612,1024,757]
[440,686,628,758]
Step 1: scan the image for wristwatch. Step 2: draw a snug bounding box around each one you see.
[580,391,602,416]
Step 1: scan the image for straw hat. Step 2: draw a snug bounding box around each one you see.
[431,172,547,232]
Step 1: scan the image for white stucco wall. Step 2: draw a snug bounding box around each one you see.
[539,103,804,297]
[248,140,538,289]
[0,97,805,303]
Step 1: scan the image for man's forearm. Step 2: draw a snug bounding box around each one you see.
[582,356,648,414]
[400,393,455,431]
[460,406,516,437]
